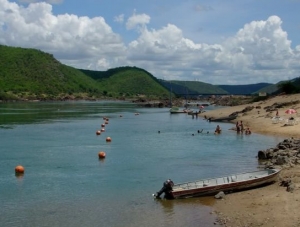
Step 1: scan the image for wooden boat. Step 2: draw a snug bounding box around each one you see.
[208,114,237,122]
[154,168,281,199]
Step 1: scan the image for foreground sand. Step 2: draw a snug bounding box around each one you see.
[198,94,300,227]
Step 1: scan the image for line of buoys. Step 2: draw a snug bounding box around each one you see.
[98,151,106,159]
[15,165,25,175]
[97,116,113,161]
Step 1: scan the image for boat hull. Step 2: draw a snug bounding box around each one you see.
[170,169,281,199]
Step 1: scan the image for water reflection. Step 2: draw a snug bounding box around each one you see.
[0,101,138,125]
[155,197,219,226]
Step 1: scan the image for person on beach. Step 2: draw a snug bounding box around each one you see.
[276,110,279,117]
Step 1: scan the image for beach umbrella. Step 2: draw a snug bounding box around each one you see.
[285,109,297,114]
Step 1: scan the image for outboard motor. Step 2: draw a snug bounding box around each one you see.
[154,179,174,199]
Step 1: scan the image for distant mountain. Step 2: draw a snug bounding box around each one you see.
[159,80,228,96]
[1,44,299,101]
[217,83,273,95]
[0,44,170,100]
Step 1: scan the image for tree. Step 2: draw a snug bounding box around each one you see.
[277,82,300,94]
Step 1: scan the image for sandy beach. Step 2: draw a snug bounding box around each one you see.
[199,94,300,227]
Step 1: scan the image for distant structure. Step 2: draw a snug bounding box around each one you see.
[259,92,267,96]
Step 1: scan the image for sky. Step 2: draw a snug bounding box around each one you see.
[1,0,300,85]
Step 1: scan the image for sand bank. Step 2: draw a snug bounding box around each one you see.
[199,94,300,227]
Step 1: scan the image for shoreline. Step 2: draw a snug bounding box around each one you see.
[199,94,300,227]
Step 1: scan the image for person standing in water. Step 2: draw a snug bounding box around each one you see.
[215,125,221,134]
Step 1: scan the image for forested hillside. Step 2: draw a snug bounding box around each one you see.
[0,45,102,100]
[1,44,292,101]
[0,45,170,100]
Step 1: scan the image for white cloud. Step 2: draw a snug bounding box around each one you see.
[18,0,63,4]
[114,14,124,23]
[126,11,150,30]
[0,0,299,84]
[0,0,126,70]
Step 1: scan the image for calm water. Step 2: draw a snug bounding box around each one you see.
[0,101,283,227]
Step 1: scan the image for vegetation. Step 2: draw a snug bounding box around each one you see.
[218,83,273,95]
[0,45,103,100]
[1,44,299,102]
[0,45,170,101]
[277,81,300,94]
[80,67,170,99]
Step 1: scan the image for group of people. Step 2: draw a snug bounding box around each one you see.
[236,121,251,134]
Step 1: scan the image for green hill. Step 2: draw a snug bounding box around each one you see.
[1,44,297,101]
[160,80,228,96]
[0,45,102,100]
[80,67,170,99]
[0,45,170,100]
[218,83,273,95]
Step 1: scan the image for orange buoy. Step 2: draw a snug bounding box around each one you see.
[98,151,106,159]
[96,130,101,135]
[15,165,25,175]
[101,128,105,132]
[101,124,105,127]
[105,121,109,124]
[106,137,112,142]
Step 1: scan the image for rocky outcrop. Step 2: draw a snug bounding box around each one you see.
[258,137,300,192]
[258,138,300,168]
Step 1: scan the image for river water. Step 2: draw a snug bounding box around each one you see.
[0,101,283,227]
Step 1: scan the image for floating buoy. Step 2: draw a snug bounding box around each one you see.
[101,124,105,127]
[15,165,25,175]
[98,151,106,159]
[106,118,109,121]
[106,137,112,142]
[105,121,109,124]
[120,115,123,117]
[96,130,101,135]
[101,128,105,132]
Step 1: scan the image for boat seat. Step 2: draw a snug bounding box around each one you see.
[231,176,237,182]
[203,180,210,186]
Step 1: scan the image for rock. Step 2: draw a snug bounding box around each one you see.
[215,191,226,199]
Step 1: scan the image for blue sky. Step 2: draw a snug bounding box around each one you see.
[1,0,300,85]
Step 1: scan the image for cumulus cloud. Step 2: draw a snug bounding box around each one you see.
[126,11,150,30]
[114,14,124,23]
[0,0,299,84]
[18,0,63,4]
[0,0,126,70]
